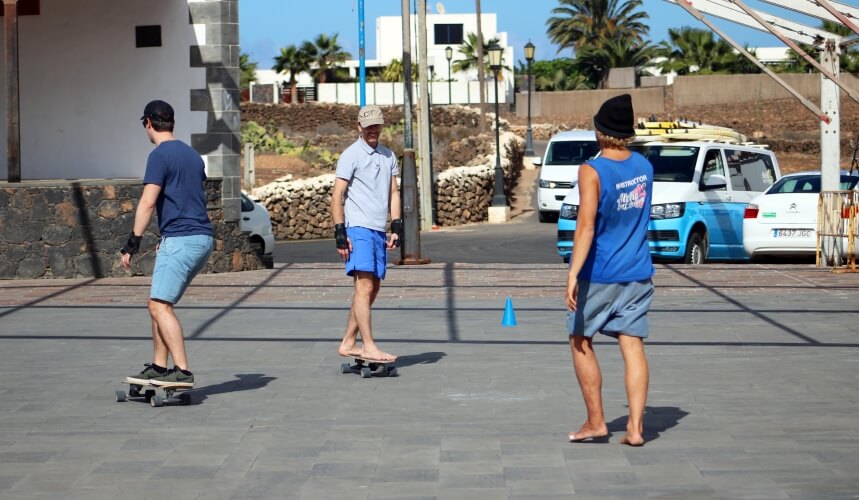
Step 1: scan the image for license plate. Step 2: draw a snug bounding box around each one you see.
[773,229,813,238]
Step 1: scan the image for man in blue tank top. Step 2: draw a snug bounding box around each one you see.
[565,94,655,447]
[120,100,214,388]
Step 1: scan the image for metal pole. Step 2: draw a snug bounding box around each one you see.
[448,59,452,105]
[399,0,426,264]
[524,58,535,156]
[416,0,433,231]
[358,0,366,106]
[491,69,505,207]
[5,0,21,182]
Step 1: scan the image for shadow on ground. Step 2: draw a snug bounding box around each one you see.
[188,373,277,405]
[606,406,689,444]
[393,351,447,368]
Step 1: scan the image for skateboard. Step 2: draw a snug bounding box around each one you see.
[115,381,193,407]
[340,358,398,378]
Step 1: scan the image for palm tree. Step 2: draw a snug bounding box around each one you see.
[303,33,351,84]
[452,33,509,75]
[272,45,311,103]
[657,27,740,75]
[377,58,419,82]
[547,0,649,55]
[536,69,592,90]
[240,53,258,91]
[576,36,658,88]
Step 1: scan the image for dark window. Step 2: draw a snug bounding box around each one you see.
[544,141,600,166]
[135,25,162,48]
[630,145,700,183]
[0,0,39,16]
[434,24,463,45]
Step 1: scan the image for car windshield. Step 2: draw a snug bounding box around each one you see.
[545,140,599,166]
[629,145,699,183]
[768,175,859,194]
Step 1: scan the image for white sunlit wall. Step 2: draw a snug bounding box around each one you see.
[0,0,210,181]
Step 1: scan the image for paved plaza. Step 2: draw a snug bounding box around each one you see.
[0,262,857,499]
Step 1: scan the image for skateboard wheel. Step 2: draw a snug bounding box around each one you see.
[360,367,372,378]
[179,393,192,405]
[150,395,164,407]
[388,367,398,377]
[115,390,126,402]
[340,363,351,374]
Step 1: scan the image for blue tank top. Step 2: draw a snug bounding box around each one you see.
[579,152,655,283]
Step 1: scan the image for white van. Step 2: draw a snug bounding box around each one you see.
[556,140,781,264]
[533,130,599,222]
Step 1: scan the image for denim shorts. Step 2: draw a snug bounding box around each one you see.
[567,279,654,339]
[345,226,387,280]
[150,234,213,304]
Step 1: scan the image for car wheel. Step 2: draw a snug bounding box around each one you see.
[538,211,552,223]
[684,232,707,265]
[249,240,264,256]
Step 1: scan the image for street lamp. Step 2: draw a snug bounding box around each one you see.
[488,44,506,208]
[445,45,453,105]
[524,41,536,157]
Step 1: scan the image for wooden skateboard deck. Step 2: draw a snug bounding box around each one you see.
[340,358,398,378]
[116,380,193,407]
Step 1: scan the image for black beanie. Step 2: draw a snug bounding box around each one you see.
[593,94,635,139]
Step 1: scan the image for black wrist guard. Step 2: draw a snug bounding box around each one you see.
[334,224,348,250]
[390,219,404,248]
[121,233,142,256]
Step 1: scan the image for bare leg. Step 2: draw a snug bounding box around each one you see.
[618,334,648,446]
[349,271,395,361]
[338,278,380,356]
[568,336,608,441]
[151,318,169,368]
[147,299,190,370]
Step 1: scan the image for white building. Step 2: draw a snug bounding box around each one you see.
[259,10,515,105]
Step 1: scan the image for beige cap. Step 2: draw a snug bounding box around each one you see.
[358,105,384,127]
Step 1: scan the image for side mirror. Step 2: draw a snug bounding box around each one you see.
[531,157,542,166]
[702,174,727,191]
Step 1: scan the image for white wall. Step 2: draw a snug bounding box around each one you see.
[316,80,506,106]
[0,0,206,180]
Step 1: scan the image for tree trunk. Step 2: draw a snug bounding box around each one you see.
[475,0,486,134]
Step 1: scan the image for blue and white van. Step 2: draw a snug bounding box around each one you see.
[556,141,781,264]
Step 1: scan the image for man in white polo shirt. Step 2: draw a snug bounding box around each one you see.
[331,105,402,363]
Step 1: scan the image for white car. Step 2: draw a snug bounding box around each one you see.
[241,192,275,268]
[532,130,599,222]
[742,172,859,259]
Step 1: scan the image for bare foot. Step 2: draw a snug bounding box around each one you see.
[568,423,608,442]
[359,347,397,362]
[338,341,362,358]
[620,434,645,447]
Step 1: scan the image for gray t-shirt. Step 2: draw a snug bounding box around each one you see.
[335,137,400,232]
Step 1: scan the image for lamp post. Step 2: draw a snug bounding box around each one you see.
[445,45,453,105]
[524,41,535,157]
[488,44,506,209]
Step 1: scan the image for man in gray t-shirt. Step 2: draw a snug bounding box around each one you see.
[331,105,402,363]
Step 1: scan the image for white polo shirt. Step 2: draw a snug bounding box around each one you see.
[335,137,399,232]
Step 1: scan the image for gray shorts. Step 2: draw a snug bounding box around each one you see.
[567,279,654,339]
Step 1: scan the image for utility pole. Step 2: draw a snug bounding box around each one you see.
[399,0,427,264]
[5,0,21,182]
[475,0,486,134]
[417,0,433,231]
[358,0,366,106]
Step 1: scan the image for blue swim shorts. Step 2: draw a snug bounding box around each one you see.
[345,226,387,280]
[150,234,213,304]
[567,279,654,339]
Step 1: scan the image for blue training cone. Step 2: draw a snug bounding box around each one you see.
[502,296,517,327]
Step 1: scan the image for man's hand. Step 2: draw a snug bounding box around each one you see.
[388,219,403,249]
[565,275,579,312]
[120,233,142,270]
[334,223,351,260]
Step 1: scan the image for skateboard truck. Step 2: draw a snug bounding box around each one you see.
[340,358,398,378]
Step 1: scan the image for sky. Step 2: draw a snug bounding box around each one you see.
[238,0,830,68]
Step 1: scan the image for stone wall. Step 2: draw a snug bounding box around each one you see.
[0,179,263,279]
[252,132,525,238]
